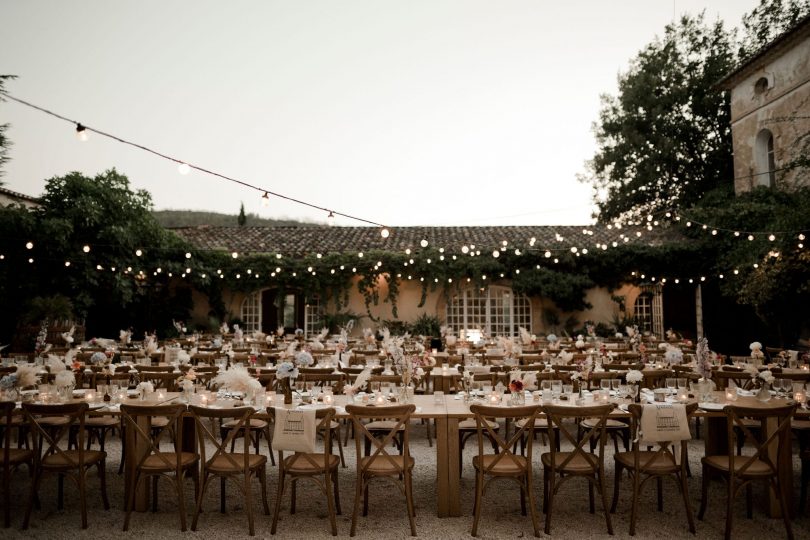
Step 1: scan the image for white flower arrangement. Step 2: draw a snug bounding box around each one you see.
[546,334,558,343]
[276,361,298,380]
[625,369,643,384]
[575,338,586,349]
[137,381,154,394]
[212,366,261,393]
[179,379,194,391]
[694,337,713,380]
[750,341,765,359]
[61,326,75,345]
[55,371,76,388]
[219,322,229,335]
[759,370,775,385]
[119,329,132,345]
[294,351,314,367]
[90,351,108,364]
[276,325,284,337]
[665,346,684,364]
[519,327,532,346]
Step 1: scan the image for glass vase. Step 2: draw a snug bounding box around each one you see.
[756,382,771,402]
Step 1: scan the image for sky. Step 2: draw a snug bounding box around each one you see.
[0,0,760,227]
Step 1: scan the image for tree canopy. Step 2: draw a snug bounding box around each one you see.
[0,75,16,182]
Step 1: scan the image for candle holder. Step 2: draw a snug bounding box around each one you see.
[725,388,737,402]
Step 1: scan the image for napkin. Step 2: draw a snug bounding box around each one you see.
[639,403,690,443]
[273,407,316,453]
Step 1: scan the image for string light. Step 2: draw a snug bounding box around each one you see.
[75,123,88,141]
[82,245,90,253]
[420,239,429,248]
[380,227,390,238]
[261,192,270,207]
[25,242,33,249]
[178,163,191,175]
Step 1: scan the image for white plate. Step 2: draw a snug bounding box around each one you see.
[699,402,726,411]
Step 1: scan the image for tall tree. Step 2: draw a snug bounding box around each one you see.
[0,74,17,183]
[580,14,736,224]
[237,202,247,226]
[738,0,810,58]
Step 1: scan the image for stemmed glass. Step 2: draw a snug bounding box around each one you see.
[600,379,611,392]
[666,378,677,394]
[628,384,639,402]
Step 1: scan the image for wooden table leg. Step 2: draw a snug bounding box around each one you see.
[435,416,461,517]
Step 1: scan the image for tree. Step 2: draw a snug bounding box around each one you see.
[237,202,246,226]
[0,74,17,182]
[580,14,736,224]
[738,0,810,58]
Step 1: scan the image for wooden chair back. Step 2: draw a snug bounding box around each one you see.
[542,403,614,473]
[119,403,186,472]
[641,369,673,390]
[300,373,346,393]
[724,403,796,479]
[346,404,414,475]
[470,404,541,472]
[23,402,91,468]
[138,371,179,391]
[189,405,254,472]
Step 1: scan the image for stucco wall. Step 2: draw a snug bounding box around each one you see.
[729,34,810,193]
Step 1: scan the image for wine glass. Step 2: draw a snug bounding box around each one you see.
[628,384,639,401]
[666,378,677,394]
[600,379,611,392]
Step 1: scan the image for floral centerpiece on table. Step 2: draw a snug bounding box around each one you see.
[694,338,714,380]
[136,381,154,399]
[626,369,643,385]
[212,365,262,400]
[89,351,108,366]
[574,335,586,350]
[172,319,187,335]
[626,325,640,350]
[664,345,684,365]
[34,320,51,358]
[119,329,132,347]
[343,366,372,397]
[546,334,559,351]
[750,341,765,362]
[519,327,533,346]
[276,361,298,404]
[363,327,376,349]
[220,322,230,335]
[508,377,525,404]
[746,364,774,388]
[569,356,593,391]
[310,328,329,351]
[638,343,649,363]
[1,366,39,399]
[586,323,596,339]
[498,336,521,360]
[61,325,75,345]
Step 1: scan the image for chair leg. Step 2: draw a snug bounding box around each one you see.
[598,472,614,535]
[78,469,88,529]
[244,473,255,536]
[350,475,363,537]
[325,469,338,536]
[526,474,541,537]
[678,471,696,534]
[98,462,110,510]
[271,467,285,534]
[259,465,270,516]
[697,463,709,520]
[405,471,417,536]
[220,477,226,513]
[772,478,794,540]
[192,474,210,531]
[176,473,188,532]
[611,462,622,513]
[333,469,342,515]
[544,473,555,535]
[724,477,734,540]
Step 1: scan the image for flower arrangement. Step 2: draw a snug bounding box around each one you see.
[2,365,39,390]
[172,319,187,335]
[55,370,76,388]
[179,379,194,392]
[212,366,261,394]
[665,328,680,341]
[575,336,586,349]
[625,369,643,384]
[694,338,714,380]
[295,350,314,367]
[363,327,376,347]
[546,334,558,343]
[519,327,532,346]
[585,323,596,338]
[89,351,108,365]
[664,346,684,365]
[276,361,298,380]
[119,329,132,346]
[508,379,524,393]
[136,381,154,395]
[276,325,284,337]
[343,366,372,396]
[61,325,75,345]
[570,356,593,383]
[294,328,304,339]
[750,341,765,360]
[758,369,775,385]
[34,319,49,357]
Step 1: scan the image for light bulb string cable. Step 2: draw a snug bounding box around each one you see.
[0,92,386,228]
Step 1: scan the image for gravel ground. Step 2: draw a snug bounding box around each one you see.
[4,419,809,539]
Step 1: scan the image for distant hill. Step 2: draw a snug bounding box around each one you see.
[153,210,317,228]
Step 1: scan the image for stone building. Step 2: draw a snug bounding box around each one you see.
[717,14,810,193]
[0,186,39,209]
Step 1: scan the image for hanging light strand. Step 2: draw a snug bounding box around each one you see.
[0,92,389,230]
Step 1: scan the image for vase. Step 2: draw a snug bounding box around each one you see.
[757,382,771,402]
[280,378,293,405]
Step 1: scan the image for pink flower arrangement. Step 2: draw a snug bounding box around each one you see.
[508,379,524,393]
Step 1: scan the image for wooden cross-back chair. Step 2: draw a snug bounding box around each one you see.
[345,404,416,537]
[189,405,269,537]
[469,404,542,537]
[711,369,755,391]
[1,401,33,528]
[698,403,796,540]
[22,402,109,530]
[541,403,614,535]
[612,402,698,536]
[269,407,341,536]
[120,403,199,532]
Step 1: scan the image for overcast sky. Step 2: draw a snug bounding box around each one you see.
[1,1,759,227]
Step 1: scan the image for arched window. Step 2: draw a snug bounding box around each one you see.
[754,129,776,187]
[240,291,261,333]
[633,293,653,333]
[445,285,531,338]
[304,297,323,338]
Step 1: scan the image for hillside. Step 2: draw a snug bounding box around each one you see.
[153,209,316,228]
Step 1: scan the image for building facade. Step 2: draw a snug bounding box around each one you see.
[717,15,810,193]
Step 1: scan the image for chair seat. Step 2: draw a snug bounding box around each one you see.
[0,414,24,426]
[365,420,405,432]
[615,451,678,473]
[737,418,761,429]
[360,454,414,474]
[150,416,170,428]
[42,449,106,469]
[284,453,340,473]
[792,419,810,431]
[459,418,499,430]
[85,416,119,427]
[702,455,772,477]
[207,452,266,473]
[5,447,33,465]
[472,454,527,475]
[581,417,627,429]
[328,420,340,430]
[38,416,70,427]
[140,451,198,472]
[516,417,549,429]
[541,451,598,473]
[222,418,268,429]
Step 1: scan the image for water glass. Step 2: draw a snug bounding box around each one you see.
[611,379,620,391]
[600,379,610,391]
[562,384,573,396]
[666,378,677,393]
[541,380,552,391]
[433,391,444,405]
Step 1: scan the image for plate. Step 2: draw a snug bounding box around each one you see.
[699,402,726,411]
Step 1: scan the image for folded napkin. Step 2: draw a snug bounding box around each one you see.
[640,388,655,403]
[273,407,316,453]
[736,388,756,397]
[639,403,691,443]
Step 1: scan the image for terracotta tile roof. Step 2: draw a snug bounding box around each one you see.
[169,225,681,255]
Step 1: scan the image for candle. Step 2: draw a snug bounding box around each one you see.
[199,394,209,406]
[598,390,609,403]
[725,388,737,402]
[794,389,806,405]
[323,394,334,405]
[156,390,166,400]
[677,388,689,401]
[267,393,275,405]
[441,366,449,374]
[375,392,386,405]
[802,365,809,372]
[85,390,96,402]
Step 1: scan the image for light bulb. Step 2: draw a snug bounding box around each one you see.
[82,245,90,253]
[420,239,428,248]
[231,252,238,258]
[178,163,191,175]
[75,123,89,142]
[261,192,270,207]
[25,242,33,249]
[185,252,192,259]
[327,211,335,225]
[492,250,500,258]
[380,227,390,238]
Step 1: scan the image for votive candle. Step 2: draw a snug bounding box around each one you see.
[725,388,736,402]
[323,394,334,405]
